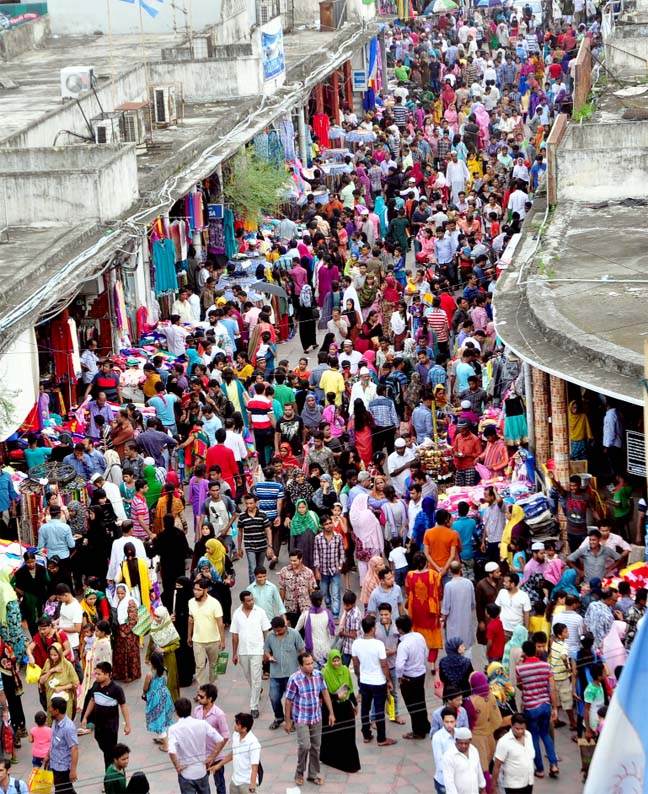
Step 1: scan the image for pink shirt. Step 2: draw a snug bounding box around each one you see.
[194,704,230,761]
[31,725,52,758]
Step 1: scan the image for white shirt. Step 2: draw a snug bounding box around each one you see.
[339,349,363,374]
[507,189,528,220]
[351,637,387,685]
[159,324,191,356]
[225,430,248,463]
[494,730,535,788]
[442,743,486,794]
[58,600,83,649]
[407,497,423,538]
[80,349,99,384]
[231,730,261,786]
[230,605,271,655]
[433,728,455,784]
[171,299,195,325]
[167,717,223,780]
[188,293,201,322]
[387,448,417,496]
[349,380,377,410]
[107,535,147,580]
[495,588,532,632]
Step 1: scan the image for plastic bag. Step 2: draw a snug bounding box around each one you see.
[25,663,42,684]
[132,605,152,637]
[386,692,396,722]
[214,651,229,676]
[28,767,54,794]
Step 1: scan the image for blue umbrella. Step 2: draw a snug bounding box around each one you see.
[476,0,503,6]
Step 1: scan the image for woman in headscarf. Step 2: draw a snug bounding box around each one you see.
[143,462,163,509]
[86,503,110,588]
[499,503,528,566]
[295,590,335,669]
[191,523,215,572]
[285,470,314,510]
[411,496,437,552]
[39,642,79,722]
[290,499,320,571]
[502,624,528,688]
[115,542,151,611]
[373,194,388,238]
[405,551,443,670]
[0,568,24,660]
[204,538,234,626]
[568,399,593,460]
[110,583,141,683]
[552,567,579,597]
[432,383,452,434]
[312,474,336,512]
[153,482,188,535]
[80,589,99,628]
[360,555,385,609]
[0,634,25,739]
[320,648,361,773]
[66,498,88,592]
[317,259,340,309]
[465,670,503,774]
[486,661,516,717]
[103,449,123,486]
[347,399,374,469]
[301,395,323,436]
[154,513,191,611]
[12,552,48,637]
[172,577,195,687]
[147,606,180,703]
[349,491,384,586]
[439,636,474,698]
[358,274,379,322]
[279,442,302,473]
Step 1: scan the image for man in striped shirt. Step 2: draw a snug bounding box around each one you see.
[516,640,559,778]
[246,384,276,468]
[425,297,450,356]
[252,467,285,568]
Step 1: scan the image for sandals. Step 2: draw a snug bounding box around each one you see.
[534,771,545,778]
[307,778,324,786]
[294,777,304,786]
[549,767,560,778]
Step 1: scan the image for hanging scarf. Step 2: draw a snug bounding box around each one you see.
[205,538,226,576]
[439,636,472,687]
[321,649,354,701]
[150,606,180,649]
[304,605,335,653]
[0,569,17,626]
[290,500,320,537]
[503,625,528,674]
[301,398,323,429]
[568,400,593,442]
[120,558,151,612]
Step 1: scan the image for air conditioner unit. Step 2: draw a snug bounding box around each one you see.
[60,66,96,100]
[120,108,147,145]
[90,112,122,144]
[151,84,177,127]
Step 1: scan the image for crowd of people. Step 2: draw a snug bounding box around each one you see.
[0,3,623,794]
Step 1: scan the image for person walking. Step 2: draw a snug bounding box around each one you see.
[210,712,261,794]
[284,652,335,787]
[264,616,304,731]
[167,697,226,794]
[492,713,535,794]
[194,684,230,794]
[80,661,130,768]
[313,515,345,619]
[237,494,273,584]
[395,615,431,740]
[44,697,79,794]
[352,616,397,747]
[188,578,225,686]
[441,561,476,655]
[442,727,486,794]
[230,591,271,719]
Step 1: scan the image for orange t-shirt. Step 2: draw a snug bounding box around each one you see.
[423,526,460,569]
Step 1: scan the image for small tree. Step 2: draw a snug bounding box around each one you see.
[223,148,289,225]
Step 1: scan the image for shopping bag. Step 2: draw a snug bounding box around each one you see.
[213,651,229,676]
[25,663,42,684]
[28,767,54,794]
[132,605,152,637]
[386,692,396,722]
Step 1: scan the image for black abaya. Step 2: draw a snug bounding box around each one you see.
[320,694,360,773]
[173,577,196,688]
[298,305,317,351]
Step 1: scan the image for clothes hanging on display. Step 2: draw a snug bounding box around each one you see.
[50,312,78,386]
[152,239,178,296]
[170,220,188,262]
[253,129,284,165]
[312,113,331,149]
[278,117,296,161]
[224,208,237,260]
[208,218,225,256]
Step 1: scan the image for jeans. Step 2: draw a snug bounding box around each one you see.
[213,767,226,794]
[269,676,290,720]
[524,702,558,772]
[178,773,211,794]
[245,548,266,583]
[53,770,76,794]
[319,573,341,617]
[371,669,399,720]
[434,782,446,794]
[295,722,322,779]
[239,654,264,710]
[360,681,388,742]
[400,673,430,737]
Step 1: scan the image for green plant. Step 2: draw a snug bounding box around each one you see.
[223,148,290,221]
[572,101,595,122]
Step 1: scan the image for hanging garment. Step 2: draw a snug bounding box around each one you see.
[312,113,331,149]
[152,239,178,296]
[224,209,237,259]
[278,117,296,161]
[170,220,188,262]
[208,219,225,256]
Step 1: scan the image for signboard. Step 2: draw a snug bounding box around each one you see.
[352,69,367,92]
[262,19,284,81]
[0,2,47,30]
[627,430,646,477]
[207,204,224,220]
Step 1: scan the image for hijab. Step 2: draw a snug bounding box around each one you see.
[0,568,17,626]
[290,499,320,536]
[112,583,134,625]
[500,503,525,562]
[469,670,491,699]
[503,624,528,674]
[552,567,579,597]
[43,642,78,689]
[434,383,449,409]
[103,450,123,481]
[286,474,313,505]
[80,590,99,624]
[143,464,162,507]
[304,600,335,653]
[439,636,472,686]
[360,555,386,605]
[67,500,87,536]
[205,538,226,576]
[196,557,222,582]
[193,527,216,563]
[150,605,180,649]
[568,400,593,442]
[321,649,354,701]
[279,442,301,470]
[301,395,324,430]
[486,662,515,704]
[174,576,193,618]
[374,195,388,237]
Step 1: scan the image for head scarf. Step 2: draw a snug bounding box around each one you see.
[103,450,122,479]
[439,636,472,687]
[193,526,215,562]
[360,555,386,605]
[568,400,593,442]
[150,605,180,649]
[279,442,301,471]
[80,589,99,624]
[304,600,335,654]
[350,492,384,563]
[500,503,525,562]
[374,195,388,237]
[552,567,579,597]
[301,396,323,430]
[174,576,193,617]
[503,624,528,674]
[434,383,448,409]
[196,556,222,583]
[43,641,78,692]
[112,583,134,625]
[66,500,87,535]
[486,662,515,705]
[321,649,354,701]
[290,499,320,536]
[470,671,491,699]
[0,568,17,626]
[362,349,378,374]
[143,464,162,507]
[205,538,226,576]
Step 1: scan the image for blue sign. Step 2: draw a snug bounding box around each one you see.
[208,204,224,220]
[262,27,285,81]
[119,0,165,19]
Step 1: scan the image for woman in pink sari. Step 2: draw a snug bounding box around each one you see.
[444,105,458,134]
[473,102,491,149]
[355,165,372,207]
[349,493,384,586]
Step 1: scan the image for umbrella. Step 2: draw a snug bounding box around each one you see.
[476,0,503,6]
[431,0,458,11]
[250,280,288,298]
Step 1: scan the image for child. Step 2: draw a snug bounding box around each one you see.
[338,590,362,667]
[388,538,409,588]
[550,622,577,731]
[331,503,351,591]
[80,623,95,674]
[142,652,175,752]
[256,332,276,373]
[528,601,550,637]
[584,663,608,741]
[485,603,505,663]
[104,743,131,794]
[29,711,51,768]
[532,631,549,661]
[509,538,526,575]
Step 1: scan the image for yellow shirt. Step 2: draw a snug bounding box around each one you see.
[188,595,223,643]
[319,369,346,406]
[143,373,161,399]
[236,364,254,382]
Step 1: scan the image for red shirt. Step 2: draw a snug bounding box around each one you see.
[205,444,238,494]
[486,617,505,660]
[439,293,457,326]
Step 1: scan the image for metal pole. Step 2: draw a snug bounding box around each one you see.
[297,105,309,165]
[643,340,648,548]
[379,29,388,99]
[524,361,535,452]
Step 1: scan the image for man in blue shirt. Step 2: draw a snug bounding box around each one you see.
[82,438,106,477]
[252,467,285,566]
[452,501,477,579]
[0,463,19,525]
[46,697,79,792]
[39,506,76,563]
[411,395,433,442]
[147,382,179,435]
[87,394,115,440]
[63,444,94,481]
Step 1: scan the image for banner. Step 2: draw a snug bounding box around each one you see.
[262,20,285,81]
[0,2,47,29]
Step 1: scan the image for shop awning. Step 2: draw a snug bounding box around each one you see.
[0,326,39,441]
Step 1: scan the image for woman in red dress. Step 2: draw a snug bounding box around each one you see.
[405,551,443,671]
[347,399,374,469]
